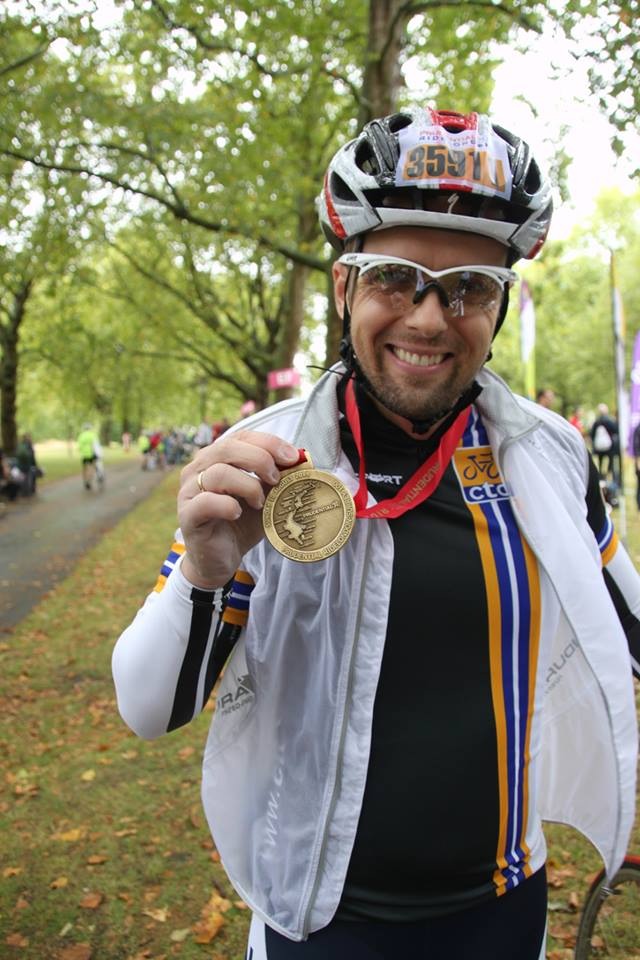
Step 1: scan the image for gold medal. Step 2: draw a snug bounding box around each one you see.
[263,455,355,562]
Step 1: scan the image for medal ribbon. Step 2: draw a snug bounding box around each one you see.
[344,378,470,519]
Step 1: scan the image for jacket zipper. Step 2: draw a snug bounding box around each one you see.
[299,520,375,937]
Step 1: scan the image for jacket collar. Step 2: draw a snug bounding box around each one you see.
[294,363,543,469]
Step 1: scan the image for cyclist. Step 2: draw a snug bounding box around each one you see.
[112,107,640,959]
[77,422,99,490]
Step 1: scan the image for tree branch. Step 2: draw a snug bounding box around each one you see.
[1,146,327,271]
[0,40,53,79]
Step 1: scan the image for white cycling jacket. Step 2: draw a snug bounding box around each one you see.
[112,365,639,942]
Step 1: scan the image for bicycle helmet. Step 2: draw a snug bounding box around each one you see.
[318,107,552,263]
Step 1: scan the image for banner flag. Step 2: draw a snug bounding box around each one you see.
[267,367,301,391]
[519,279,536,400]
[627,334,640,456]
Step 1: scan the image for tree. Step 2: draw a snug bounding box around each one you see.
[0,0,575,397]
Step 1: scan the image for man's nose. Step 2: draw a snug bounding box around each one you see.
[404,287,449,335]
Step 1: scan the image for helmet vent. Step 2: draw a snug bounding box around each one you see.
[387,113,412,133]
[330,171,359,202]
[355,140,379,176]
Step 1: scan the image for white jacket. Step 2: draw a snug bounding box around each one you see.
[112,366,639,942]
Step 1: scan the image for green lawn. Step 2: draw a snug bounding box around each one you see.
[1,470,639,959]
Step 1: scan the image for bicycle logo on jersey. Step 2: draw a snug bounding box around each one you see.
[454,446,510,504]
[461,453,500,482]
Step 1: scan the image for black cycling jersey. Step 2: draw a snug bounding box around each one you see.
[335,380,614,923]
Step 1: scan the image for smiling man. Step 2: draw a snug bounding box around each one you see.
[113,108,640,960]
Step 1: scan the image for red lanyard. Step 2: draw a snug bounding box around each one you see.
[344,378,470,519]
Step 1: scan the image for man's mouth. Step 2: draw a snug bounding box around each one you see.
[390,346,448,368]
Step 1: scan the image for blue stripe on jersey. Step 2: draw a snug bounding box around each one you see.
[597,516,614,552]
[455,407,541,896]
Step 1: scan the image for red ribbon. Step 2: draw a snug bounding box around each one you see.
[344,378,470,519]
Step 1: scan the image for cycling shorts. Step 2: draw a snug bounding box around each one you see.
[246,866,547,959]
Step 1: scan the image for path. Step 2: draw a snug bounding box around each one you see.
[0,459,171,629]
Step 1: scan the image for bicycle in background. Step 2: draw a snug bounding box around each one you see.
[574,855,640,958]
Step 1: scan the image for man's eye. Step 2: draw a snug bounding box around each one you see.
[452,273,500,303]
[363,266,415,288]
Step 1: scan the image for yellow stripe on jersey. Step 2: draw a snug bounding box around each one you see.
[601,530,619,567]
[466,501,511,896]
[153,541,186,593]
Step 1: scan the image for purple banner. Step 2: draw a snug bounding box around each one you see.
[628,331,640,455]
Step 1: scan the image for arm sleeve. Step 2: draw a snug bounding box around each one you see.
[585,456,640,677]
[111,539,254,739]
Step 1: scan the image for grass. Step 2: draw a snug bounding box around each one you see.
[1,469,639,959]
[0,470,250,960]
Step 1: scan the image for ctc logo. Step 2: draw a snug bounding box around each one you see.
[465,481,509,503]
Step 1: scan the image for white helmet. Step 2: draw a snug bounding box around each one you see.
[317,107,553,263]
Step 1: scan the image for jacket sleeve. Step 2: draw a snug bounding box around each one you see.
[111,538,254,739]
[585,457,640,677]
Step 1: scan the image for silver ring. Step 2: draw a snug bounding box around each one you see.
[196,469,206,493]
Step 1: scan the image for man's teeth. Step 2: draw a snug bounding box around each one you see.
[393,347,444,367]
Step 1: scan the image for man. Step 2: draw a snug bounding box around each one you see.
[112,108,639,959]
[535,388,555,409]
[591,402,619,486]
[15,432,40,495]
[77,423,99,490]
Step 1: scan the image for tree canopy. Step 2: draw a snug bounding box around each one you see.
[0,0,638,448]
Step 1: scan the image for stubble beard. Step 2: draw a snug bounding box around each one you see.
[356,356,475,427]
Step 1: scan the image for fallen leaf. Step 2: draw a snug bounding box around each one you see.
[5,932,29,947]
[142,907,169,923]
[233,899,249,910]
[192,912,225,943]
[568,890,580,910]
[549,926,575,946]
[79,892,103,910]
[57,946,93,960]
[53,828,86,843]
[169,929,191,942]
[50,876,69,889]
[80,770,96,782]
[86,855,107,865]
[3,867,22,878]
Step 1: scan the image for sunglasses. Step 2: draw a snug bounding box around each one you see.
[338,253,518,318]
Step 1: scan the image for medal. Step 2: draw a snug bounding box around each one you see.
[263,451,355,562]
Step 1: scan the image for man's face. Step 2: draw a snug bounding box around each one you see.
[333,226,509,430]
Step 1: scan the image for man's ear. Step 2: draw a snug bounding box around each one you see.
[332,261,347,319]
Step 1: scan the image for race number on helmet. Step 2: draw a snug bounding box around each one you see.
[317,107,553,263]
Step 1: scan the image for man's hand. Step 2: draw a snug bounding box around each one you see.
[178,431,300,588]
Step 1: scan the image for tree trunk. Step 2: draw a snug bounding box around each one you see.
[0,278,33,455]
[272,197,318,401]
[359,0,408,127]
[324,265,342,369]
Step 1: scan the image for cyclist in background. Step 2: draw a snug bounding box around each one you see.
[77,423,100,490]
[112,107,640,960]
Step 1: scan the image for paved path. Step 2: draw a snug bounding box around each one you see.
[0,459,171,630]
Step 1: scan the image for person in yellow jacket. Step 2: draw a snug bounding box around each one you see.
[77,423,99,490]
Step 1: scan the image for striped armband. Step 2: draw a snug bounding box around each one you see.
[597,516,619,566]
[153,540,186,593]
[221,569,255,627]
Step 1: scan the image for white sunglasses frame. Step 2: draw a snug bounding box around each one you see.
[337,252,518,289]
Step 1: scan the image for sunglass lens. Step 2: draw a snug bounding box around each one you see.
[439,271,502,312]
